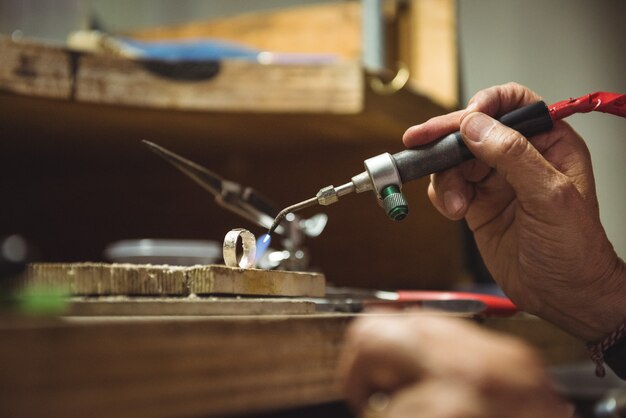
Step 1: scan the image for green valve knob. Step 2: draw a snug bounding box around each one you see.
[381,185,409,221]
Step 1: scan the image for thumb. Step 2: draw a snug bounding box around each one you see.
[460,112,559,202]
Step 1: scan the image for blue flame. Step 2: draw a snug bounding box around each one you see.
[256,234,271,263]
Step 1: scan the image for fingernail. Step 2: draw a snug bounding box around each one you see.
[463,113,493,142]
[443,191,465,215]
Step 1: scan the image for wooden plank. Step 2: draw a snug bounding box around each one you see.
[68,296,316,316]
[0,313,586,418]
[188,265,325,297]
[28,263,187,295]
[0,36,363,114]
[26,263,326,297]
[0,36,73,99]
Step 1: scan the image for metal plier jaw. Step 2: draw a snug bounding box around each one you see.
[143,140,326,270]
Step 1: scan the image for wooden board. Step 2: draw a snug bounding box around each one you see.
[0,313,587,418]
[0,35,362,114]
[68,296,316,316]
[26,263,326,297]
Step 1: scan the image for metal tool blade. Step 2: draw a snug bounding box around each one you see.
[143,140,222,194]
[143,140,282,231]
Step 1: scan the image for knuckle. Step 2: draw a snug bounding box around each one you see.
[503,81,523,90]
[345,318,397,358]
[497,129,528,157]
[344,318,375,344]
[548,176,580,206]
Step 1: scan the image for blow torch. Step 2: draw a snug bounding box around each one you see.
[267,92,626,236]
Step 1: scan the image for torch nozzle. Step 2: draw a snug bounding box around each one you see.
[267,196,319,236]
[266,182,356,237]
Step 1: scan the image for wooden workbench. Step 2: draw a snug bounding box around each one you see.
[0,312,587,418]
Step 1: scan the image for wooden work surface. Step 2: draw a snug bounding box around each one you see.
[67,296,316,316]
[26,263,326,298]
[0,313,588,418]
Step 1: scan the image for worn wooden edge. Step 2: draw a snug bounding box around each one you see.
[188,265,326,297]
[0,35,363,114]
[0,313,587,418]
[68,296,316,316]
[25,262,326,298]
[27,262,189,295]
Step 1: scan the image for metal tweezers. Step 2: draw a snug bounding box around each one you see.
[142,140,284,234]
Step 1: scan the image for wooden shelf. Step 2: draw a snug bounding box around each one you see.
[1,0,459,149]
[0,35,363,114]
[0,34,447,152]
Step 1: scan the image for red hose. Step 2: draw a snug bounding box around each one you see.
[549,92,626,121]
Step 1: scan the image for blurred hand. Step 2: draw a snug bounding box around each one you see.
[403,83,625,342]
[340,314,573,418]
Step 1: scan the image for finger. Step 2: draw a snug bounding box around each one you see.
[339,317,424,412]
[405,83,541,149]
[531,121,596,199]
[463,82,543,120]
[427,157,518,232]
[427,171,472,220]
[460,112,561,207]
[464,171,516,232]
[458,158,493,183]
[402,109,465,148]
[382,381,483,418]
[427,160,498,221]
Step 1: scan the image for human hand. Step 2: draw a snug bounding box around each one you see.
[402,83,625,342]
[340,314,573,418]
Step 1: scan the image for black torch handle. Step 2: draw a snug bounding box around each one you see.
[393,101,553,184]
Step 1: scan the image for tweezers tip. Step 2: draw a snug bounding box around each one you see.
[142,139,162,152]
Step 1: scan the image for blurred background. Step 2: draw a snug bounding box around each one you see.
[0,0,624,291]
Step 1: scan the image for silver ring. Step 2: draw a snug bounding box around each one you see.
[223,228,256,269]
